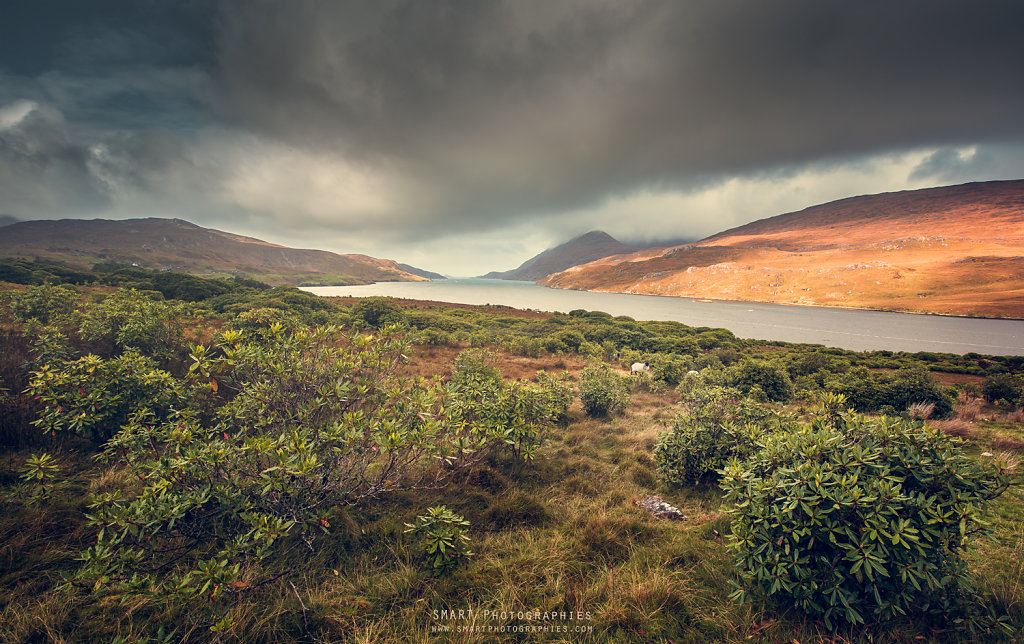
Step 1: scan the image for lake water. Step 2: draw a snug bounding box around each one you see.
[304,279,1024,356]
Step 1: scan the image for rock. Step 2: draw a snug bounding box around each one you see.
[635,495,686,521]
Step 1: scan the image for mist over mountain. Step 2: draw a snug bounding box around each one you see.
[482,231,650,281]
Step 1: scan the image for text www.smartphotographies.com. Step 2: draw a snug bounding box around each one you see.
[429,609,594,635]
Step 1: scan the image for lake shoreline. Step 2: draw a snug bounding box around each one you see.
[540,283,1024,322]
[305,280,1024,356]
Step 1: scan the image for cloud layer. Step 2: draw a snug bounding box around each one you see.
[2,1,1023,273]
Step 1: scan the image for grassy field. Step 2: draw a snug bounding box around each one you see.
[0,267,1022,642]
[2,339,1022,643]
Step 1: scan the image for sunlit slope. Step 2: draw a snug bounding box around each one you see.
[541,180,1024,317]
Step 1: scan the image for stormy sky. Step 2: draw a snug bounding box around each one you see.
[1,1,1023,275]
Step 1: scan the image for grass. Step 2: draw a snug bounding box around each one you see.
[930,395,1024,455]
[1,343,1022,642]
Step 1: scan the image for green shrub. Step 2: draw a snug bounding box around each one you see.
[450,348,502,389]
[27,350,183,442]
[4,453,62,505]
[507,335,542,357]
[228,306,302,343]
[541,336,569,354]
[746,384,769,403]
[981,373,1023,405]
[446,357,568,463]
[534,370,574,424]
[404,506,473,576]
[5,283,79,324]
[668,336,701,356]
[75,326,493,609]
[419,328,456,346]
[78,288,183,360]
[676,369,703,396]
[554,329,586,353]
[730,358,794,402]
[823,366,880,411]
[150,272,231,302]
[826,366,954,417]
[882,367,954,417]
[721,401,1015,629]
[789,351,850,378]
[649,353,693,386]
[694,353,724,371]
[654,386,782,486]
[578,363,630,417]
[351,296,405,328]
[24,324,75,370]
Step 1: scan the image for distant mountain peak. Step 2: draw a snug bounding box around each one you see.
[572,230,617,242]
[481,230,641,281]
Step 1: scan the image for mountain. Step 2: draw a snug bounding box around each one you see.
[0,217,432,286]
[397,263,446,280]
[0,214,19,227]
[541,180,1024,318]
[482,230,642,281]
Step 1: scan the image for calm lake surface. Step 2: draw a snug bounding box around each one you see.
[305,279,1024,356]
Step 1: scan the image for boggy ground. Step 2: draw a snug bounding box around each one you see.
[1,343,1022,643]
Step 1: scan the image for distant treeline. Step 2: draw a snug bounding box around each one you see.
[2,257,1022,423]
[0,257,270,301]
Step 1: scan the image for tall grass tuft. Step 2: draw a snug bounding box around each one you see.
[955,397,983,422]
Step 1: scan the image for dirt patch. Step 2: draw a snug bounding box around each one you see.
[932,372,986,386]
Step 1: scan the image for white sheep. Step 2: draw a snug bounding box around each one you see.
[630,362,650,375]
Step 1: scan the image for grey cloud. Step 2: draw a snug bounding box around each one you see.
[908,144,1024,185]
[0,101,112,215]
[910,149,983,183]
[1,0,1024,270]
[0,95,226,222]
[0,1,215,132]
[207,0,1024,239]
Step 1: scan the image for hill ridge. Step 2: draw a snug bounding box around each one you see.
[0,217,438,287]
[540,180,1024,318]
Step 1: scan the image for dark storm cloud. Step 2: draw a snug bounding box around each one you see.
[1,0,1023,267]
[0,1,220,219]
[0,0,216,131]
[207,0,1024,235]
[0,0,217,74]
[0,101,112,214]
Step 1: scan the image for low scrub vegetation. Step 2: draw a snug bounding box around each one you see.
[654,386,786,486]
[722,395,1015,631]
[578,363,631,417]
[0,262,1021,642]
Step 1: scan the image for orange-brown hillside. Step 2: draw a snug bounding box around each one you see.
[541,180,1024,318]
